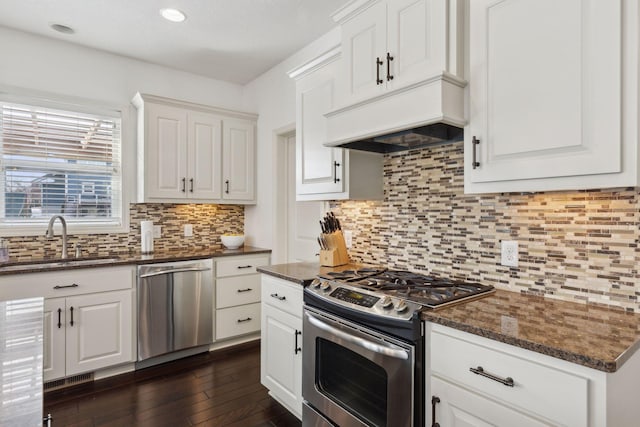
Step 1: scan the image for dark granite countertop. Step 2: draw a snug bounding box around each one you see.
[257,262,369,285]
[0,246,271,275]
[259,262,640,373]
[422,290,640,373]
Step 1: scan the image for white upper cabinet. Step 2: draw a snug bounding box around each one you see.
[289,46,384,201]
[222,118,256,201]
[465,0,640,193]
[336,0,459,107]
[133,93,257,204]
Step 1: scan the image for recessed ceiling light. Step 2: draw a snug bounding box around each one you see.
[160,8,186,23]
[50,23,75,34]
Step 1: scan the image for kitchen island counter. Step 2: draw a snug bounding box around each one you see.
[422,289,640,373]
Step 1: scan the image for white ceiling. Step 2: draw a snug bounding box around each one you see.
[0,0,350,84]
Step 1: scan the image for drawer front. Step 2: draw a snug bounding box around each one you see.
[0,266,135,300]
[261,274,303,318]
[216,275,261,309]
[430,328,588,426]
[215,255,270,278]
[216,303,261,340]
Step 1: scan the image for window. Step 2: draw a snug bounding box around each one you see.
[0,100,122,230]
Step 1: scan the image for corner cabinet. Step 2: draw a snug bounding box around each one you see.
[427,323,640,427]
[464,0,640,193]
[288,46,384,201]
[260,274,304,419]
[0,266,135,383]
[133,93,257,204]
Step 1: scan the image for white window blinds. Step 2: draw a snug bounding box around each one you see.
[0,101,122,224]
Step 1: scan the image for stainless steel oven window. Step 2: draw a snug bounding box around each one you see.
[303,307,415,427]
[316,338,388,426]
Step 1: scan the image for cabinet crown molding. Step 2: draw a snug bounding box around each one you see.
[131,93,258,121]
[287,45,341,81]
[332,0,381,24]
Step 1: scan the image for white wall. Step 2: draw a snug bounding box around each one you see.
[242,27,340,263]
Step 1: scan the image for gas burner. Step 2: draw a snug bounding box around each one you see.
[319,267,387,282]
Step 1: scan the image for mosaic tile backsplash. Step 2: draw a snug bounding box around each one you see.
[5,203,244,260]
[331,141,640,312]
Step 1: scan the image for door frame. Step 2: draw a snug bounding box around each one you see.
[272,124,296,264]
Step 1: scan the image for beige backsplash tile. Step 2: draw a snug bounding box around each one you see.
[4,203,243,260]
[331,141,640,312]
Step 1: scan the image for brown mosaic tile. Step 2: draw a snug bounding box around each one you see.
[3,203,244,261]
[331,141,640,312]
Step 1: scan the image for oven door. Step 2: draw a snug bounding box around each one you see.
[303,306,415,427]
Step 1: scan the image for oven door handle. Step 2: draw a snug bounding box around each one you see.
[306,312,409,360]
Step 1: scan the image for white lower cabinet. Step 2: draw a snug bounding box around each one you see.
[46,290,133,381]
[0,266,136,383]
[427,323,640,427]
[213,254,270,342]
[260,274,303,419]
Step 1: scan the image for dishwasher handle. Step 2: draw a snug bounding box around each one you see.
[139,267,212,279]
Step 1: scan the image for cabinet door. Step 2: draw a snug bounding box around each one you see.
[65,290,133,376]
[145,103,189,199]
[188,112,222,200]
[466,0,621,188]
[43,298,66,382]
[430,377,552,427]
[339,0,387,105]
[386,0,448,90]
[296,59,345,196]
[260,305,302,418]
[222,119,255,201]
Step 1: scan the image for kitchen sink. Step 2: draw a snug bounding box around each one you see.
[0,256,121,272]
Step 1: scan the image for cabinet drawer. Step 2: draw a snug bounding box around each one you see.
[0,266,135,300]
[216,303,261,340]
[261,275,303,318]
[216,275,261,308]
[430,327,588,426]
[215,255,270,278]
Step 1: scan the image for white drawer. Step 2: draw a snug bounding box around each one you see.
[0,266,135,300]
[215,255,270,278]
[216,303,261,340]
[430,327,588,426]
[216,275,261,309]
[261,274,303,318]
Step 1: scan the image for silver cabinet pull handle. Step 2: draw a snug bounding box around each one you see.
[270,293,286,301]
[237,288,252,293]
[53,283,79,290]
[470,366,514,387]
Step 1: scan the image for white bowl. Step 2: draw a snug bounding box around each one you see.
[221,234,244,249]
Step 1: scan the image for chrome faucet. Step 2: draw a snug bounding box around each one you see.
[45,215,68,259]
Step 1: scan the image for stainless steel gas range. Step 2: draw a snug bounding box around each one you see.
[302,268,494,427]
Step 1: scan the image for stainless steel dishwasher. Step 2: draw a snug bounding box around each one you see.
[137,258,213,361]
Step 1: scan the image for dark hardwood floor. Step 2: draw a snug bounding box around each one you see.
[44,341,301,427]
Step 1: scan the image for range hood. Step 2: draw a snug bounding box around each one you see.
[324,73,467,154]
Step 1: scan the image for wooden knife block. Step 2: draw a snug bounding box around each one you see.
[319,231,350,267]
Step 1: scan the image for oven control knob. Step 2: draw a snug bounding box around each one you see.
[310,279,321,289]
[320,281,332,292]
[381,296,393,309]
[395,301,408,313]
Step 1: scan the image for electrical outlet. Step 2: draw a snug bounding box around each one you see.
[184,224,193,237]
[153,225,161,239]
[343,230,353,249]
[501,240,518,267]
